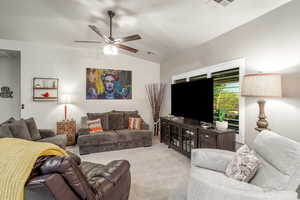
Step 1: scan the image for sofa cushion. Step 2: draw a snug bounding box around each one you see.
[9,119,32,140]
[77,131,118,146]
[109,112,124,130]
[87,112,109,130]
[81,116,88,129]
[112,110,139,128]
[25,118,41,141]
[1,117,16,125]
[250,154,290,191]
[251,131,300,191]
[188,167,264,200]
[191,149,235,173]
[37,135,67,149]
[115,129,152,142]
[0,125,13,138]
[254,131,300,177]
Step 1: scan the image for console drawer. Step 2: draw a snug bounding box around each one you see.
[200,134,217,148]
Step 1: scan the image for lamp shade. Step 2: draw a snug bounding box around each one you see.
[60,94,72,104]
[241,73,282,97]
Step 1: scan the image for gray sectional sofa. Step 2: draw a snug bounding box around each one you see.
[77,110,152,155]
[0,117,67,149]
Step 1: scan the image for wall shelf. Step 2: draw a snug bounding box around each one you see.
[33,97,58,100]
[33,87,58,90]
[33,78,59,102]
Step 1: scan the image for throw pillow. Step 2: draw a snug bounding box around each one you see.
[87,112,109,130]
[0,125,13,138]
[113,110,139,128]
[225,145,261,182]
[108,112,124,130]
[8,119,32,140]
[25,118,41,140]
[87,119,103,134]
[128,117,143,130]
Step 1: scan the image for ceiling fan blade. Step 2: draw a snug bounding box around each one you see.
[88,25,111,42]
[74,40,102,43]
[114,34,142,43]
[115,44,138,53]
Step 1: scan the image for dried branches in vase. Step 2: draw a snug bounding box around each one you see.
[146,83,166,136]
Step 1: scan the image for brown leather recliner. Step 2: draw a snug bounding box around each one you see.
[25,152,131,200]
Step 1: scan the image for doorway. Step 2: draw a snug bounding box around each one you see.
[0,49,21,122]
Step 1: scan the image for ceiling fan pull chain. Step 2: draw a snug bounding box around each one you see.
[108,10,115,40]
[110,14,112,39]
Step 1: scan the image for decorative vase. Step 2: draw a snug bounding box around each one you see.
[216,121,228,130]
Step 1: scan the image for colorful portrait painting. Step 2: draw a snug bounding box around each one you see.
[86,68,132,100]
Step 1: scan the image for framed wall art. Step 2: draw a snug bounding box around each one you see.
[86,68,132,100]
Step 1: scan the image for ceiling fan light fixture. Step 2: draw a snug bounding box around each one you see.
[103,44,118,55]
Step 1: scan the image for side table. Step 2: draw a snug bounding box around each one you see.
[57,120,76,146]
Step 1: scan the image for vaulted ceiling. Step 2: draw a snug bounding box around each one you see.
[0,0,292,63]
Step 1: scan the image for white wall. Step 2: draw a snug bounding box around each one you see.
[161,0,300,145]
[0,39,160,130]
[0,53,20,122]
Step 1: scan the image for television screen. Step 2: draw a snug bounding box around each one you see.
[171,78,213,123]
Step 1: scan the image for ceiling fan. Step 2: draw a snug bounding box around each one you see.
[75,10,142,54]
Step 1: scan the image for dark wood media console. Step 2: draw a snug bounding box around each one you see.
[160,117,236,158]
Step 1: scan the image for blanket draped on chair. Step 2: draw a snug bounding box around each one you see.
[0,138,67,200]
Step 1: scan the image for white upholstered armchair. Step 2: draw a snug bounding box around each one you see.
[169,131,300,200]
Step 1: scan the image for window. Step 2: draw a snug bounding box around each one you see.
[174,78,186,84]
[212,68,239,131]
[190,74,207,81]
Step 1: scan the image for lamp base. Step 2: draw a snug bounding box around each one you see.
[255,127,270,132]
[64,105,68,121]
[256,99,269,131]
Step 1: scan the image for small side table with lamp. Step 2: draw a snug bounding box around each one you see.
[241,73,282,132]
[57,94,76,146]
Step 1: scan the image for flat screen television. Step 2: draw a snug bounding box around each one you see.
[171,78,213,123]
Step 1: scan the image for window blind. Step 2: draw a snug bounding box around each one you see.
[174,78,187,84]
[190,74,208,81]
[212,68,239,131]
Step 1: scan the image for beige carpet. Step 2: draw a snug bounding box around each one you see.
[68,137,190,200]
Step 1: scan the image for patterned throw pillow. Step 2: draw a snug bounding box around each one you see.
[128,117,143,130]
[87,119,103,134]
[225,145,261,182]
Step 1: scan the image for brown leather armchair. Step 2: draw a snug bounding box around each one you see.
[25,153,131,200]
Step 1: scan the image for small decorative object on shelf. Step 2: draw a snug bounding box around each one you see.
[33,78,59,101]
[0,86,13,98]
[35,83,41,88]
[57,120,76,146]
[52,80,57,88]
[42,92,50,98]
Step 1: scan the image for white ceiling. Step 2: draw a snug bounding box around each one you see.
[0,0,292,63]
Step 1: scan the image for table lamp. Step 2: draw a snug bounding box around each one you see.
[241,73,282,131]
[60,94,72,121]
